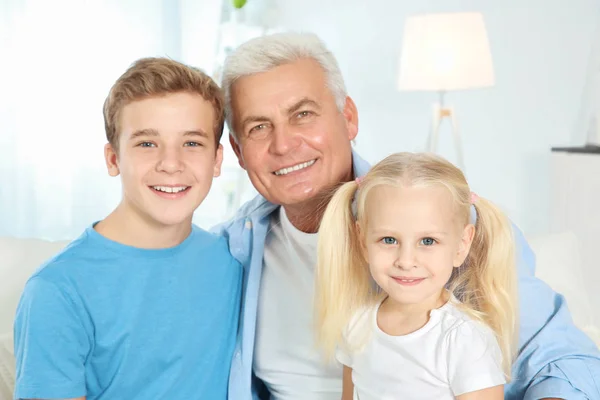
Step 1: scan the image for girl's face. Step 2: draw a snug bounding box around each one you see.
[361,184,474,311]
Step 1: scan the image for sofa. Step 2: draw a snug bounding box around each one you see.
[0,231,598,399]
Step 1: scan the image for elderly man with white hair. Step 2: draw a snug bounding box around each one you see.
[214,31,600,400]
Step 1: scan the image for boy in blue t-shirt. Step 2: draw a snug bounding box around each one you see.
[13,58,242,400]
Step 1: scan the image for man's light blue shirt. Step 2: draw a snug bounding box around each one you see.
[215,151,600,400]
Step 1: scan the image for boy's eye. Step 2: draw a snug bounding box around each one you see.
[184,141,202,147]
[381,237,397,245]
[138,141,156,148]
[420,237,436,246]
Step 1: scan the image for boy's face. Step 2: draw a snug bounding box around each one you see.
[104,92,223,229]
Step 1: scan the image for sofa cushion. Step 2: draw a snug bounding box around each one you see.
[0,333,14,400]
[528,230,599,346]
[0,236,69,334]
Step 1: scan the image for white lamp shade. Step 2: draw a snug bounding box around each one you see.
[398,12,495,92]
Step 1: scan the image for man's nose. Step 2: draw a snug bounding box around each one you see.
[269,124,301,156]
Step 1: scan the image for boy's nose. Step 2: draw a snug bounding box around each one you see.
[157,147,184,173]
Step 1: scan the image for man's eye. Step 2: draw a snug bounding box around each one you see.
[420,238,436,246]
[381,237,397,245]
[297,111,312,118]
[249,124,266,134]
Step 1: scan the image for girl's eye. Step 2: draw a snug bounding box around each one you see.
[184,141,202,147]
[420,237,436,246]
[381,237,397,245]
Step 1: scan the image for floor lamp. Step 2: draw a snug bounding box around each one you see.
[397,12,495,171]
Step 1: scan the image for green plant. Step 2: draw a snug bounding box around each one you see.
[232,0,247,9]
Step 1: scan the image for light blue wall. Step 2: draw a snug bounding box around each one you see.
[267,0,599,235]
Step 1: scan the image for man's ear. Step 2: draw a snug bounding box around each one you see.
[229,134,246,170]
[342,96,359,142]
[104,143,120,177]
[454,224,475,268]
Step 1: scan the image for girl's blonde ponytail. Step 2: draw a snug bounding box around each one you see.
[314,180,372,360]
[450,197,518,379]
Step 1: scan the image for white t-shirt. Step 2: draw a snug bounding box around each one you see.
[337,300,505,400]
[253,207,342,400]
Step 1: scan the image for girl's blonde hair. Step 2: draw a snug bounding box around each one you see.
[315,152,518,378]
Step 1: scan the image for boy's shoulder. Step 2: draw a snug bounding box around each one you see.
[29,227,102,282]
[190,224,239,264]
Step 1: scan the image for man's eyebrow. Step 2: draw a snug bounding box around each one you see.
[238,98,320,131]
[286,98,320,115]
[241,115,270,129]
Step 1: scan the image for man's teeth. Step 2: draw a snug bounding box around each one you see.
[274,160,316,176]
[152,186,188,193]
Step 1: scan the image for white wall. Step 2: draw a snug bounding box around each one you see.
[264,0,599,235]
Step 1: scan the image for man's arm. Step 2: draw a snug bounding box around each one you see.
[14,277,90,400]
[510,225,600,400]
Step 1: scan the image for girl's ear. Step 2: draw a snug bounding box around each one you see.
[454,224,475,267]
[355,221,368,260]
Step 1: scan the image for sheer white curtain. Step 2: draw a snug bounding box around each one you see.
[0,0,256,240]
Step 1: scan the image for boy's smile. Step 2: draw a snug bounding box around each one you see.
[150,184,191,199]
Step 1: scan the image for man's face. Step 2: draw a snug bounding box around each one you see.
[104,92,223,229]
[229,58,358,209]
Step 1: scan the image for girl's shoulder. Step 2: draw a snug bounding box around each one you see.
[436,302,498,349]
[345,303,378,335]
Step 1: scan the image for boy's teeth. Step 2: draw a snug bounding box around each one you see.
[153,186,188,193]
[275,159,316,176]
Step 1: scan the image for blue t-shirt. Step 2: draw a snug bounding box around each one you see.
[13,224,242,400]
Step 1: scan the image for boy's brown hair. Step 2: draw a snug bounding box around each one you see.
[103,57,225,151]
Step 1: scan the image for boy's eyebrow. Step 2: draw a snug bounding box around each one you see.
[129,129,210,139]
[183,129,209,138]
[130,128,158,139]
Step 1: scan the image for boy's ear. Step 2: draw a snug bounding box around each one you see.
[229,134,246,170]
[104,143,120,177]
[453,224,475,268]
[213,144,224,177]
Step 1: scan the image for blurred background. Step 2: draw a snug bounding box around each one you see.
[0,0,599,240]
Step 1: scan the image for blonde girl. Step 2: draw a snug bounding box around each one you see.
[315,152,518,400]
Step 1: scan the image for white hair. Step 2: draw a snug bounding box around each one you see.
[221,31,348,140]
